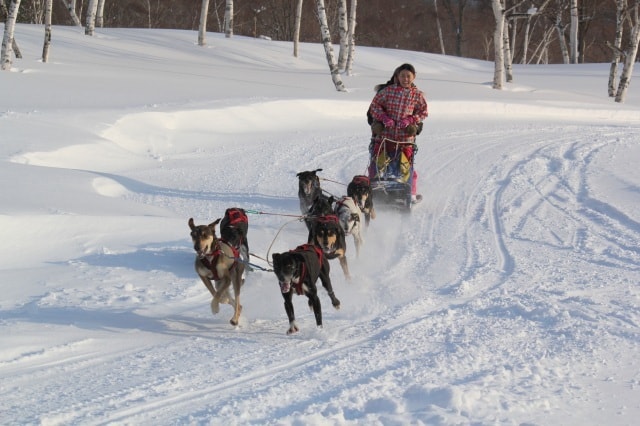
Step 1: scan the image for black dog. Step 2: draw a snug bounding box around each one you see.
[219,207,250,267]
[347,175,376,227]
[272,244,341,335]
[310,214,351,280]
[305,193,335,237]
[296,169,323,217]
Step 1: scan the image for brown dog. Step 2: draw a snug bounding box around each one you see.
[310,214,351,280]
[347,175,376,227]
[188,217,245,326]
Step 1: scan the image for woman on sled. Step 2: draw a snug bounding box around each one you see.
[368,63,428,205]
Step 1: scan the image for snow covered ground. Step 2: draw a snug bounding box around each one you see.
[1,24,639,425]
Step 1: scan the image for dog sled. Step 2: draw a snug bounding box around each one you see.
[367,137,417,212]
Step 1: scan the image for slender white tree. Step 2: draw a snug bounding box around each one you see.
[96,0,105,27]
[1,0,22,58]
[85,0,98,36]
[1,0,21,71]
[198,0,210,46]
[520,10,533,64]
[615,0,640,103]
[42,0,53,62]
[315,0,346,92]
[608,0,626,97]
[293,0,303,57]
[569,0,578,63]
[345,0,357,76]
[337,0,348,70]
[224,0,233,38]
[491,0,506,89]
[503,18,513,82]
[432,0,446,54]
[554,7,570,63]
[60,0,81,26]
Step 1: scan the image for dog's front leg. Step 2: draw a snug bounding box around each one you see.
[307,290,323,329]
[339,255,351,280]
[199,275,217,298]
[196,260,217,298]
[319,267,341,309]
[354,233,363,258]
[229,266,243,326]
[283,292,298,334]
[211,275,231,315]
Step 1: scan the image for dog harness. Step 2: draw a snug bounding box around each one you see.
[314,214,339,226]
[288,244,324,295]
[202,241,239,281]
[351,175,370,188]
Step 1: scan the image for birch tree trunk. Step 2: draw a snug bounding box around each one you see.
[521,14,532,64]
[555,11,570,64]
[198,0,210,46]
[569,0,578,63]
[42,0,53,62]
[609,0,626,97]
[491,0,505,89]
[1,0,21,71]
[504,19,513,82]
[96,0,105,27]
[85,0,98,36]
[293,0,303,57]
[345,0,357,76]
[60,0,81,26]
[615,3,640,103]
[1,0,22,58]
[224,0,233,38]
[315,0,346,92]
[433,0,446,54]
[337,0,348,70]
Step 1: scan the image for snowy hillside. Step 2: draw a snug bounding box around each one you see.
[1,24,639,425]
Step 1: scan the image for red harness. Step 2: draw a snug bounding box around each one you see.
[201,240,239,281]
[289,244,323,295]
[351,175,370,187]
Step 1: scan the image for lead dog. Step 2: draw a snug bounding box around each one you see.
[347,175,376,227]
[334,195,364,258]
[297,168,323,217]
[188,214,246,326]
[272,244,341,334]
[310,214,351,280]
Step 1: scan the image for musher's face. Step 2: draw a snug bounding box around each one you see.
[397,70,415,88]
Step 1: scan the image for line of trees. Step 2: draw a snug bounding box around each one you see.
[2,0,640,101]
[3,0,635,64]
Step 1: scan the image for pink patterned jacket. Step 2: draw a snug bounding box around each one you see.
[369,83,428,143]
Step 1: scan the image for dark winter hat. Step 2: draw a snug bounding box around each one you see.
[395,63,416,76]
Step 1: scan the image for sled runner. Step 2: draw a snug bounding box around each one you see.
[367,137,417,212]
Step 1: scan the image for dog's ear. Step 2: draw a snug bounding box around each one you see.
[208,218,221,228]
[188,218,195,230]
[272,253,281,268]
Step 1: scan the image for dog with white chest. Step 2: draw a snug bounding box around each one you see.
[334,195,364,258]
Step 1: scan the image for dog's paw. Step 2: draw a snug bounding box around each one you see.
[286,322,299,335]
[210,298,220,315]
